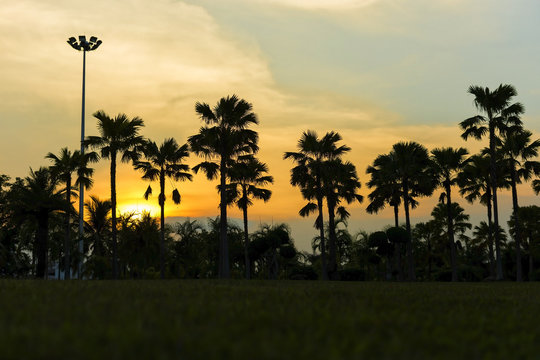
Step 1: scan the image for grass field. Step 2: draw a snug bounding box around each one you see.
[1,280,539,359]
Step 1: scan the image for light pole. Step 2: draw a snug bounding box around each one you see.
[67,35,102,278]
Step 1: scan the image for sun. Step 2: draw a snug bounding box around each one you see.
[117,203,160,221]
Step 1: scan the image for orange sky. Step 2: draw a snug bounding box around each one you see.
[1,0,539,250]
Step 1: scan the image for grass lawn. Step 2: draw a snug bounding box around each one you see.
[0,280,538,359]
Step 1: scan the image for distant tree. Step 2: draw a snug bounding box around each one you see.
[430,147,469,281]
[227,156,273,279]
[460,84,523,279]
[134,138,192,279]
[251,223,296,279]
[413,221,438,280]
[366,156,403,228]
[10,168,64,278]
[498,128,540,281]
[85,110,145,279]
[284,131,350,280]
[509,206,540,280]
[84,196,111,279]
[189,95,259,279]
[46,147,97,279]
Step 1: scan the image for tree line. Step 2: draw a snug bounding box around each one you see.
[0,86,539,281]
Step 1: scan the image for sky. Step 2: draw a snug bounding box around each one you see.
[1,0,539,251]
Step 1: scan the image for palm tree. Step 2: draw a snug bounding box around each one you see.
[46,147,97,279]
[85,110,145,279]
[10,168,64,278]
[284,131,350,280]
[228,156,273,279]
[430,147,468,282]
[84,196,111,279]
[188,95,259,279]
[457,153,497,278]
[533,179,540,194]
[323,159,363,278]
[134,138,192,279]
[366,155,403,228]
[460,84,524,279]
[499,128,540,281]
[388,142,434,280]
[413,220,438,280]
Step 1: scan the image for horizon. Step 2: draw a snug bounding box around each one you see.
[1,0,539,252]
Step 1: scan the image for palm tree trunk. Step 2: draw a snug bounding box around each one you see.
[327,199,338,279]
[402,180,416,281]
[393,203,399,227]
[36,212,49,279]
[242,190,250,280]
[111,152,118,279]
[64,176,72,280]
[486,187,496,278]
[219,157,230,279]
[316,193,328,281]
[446,183,458,282]
[159,169,166,279]
[510,165,523,281]
[488,122,503,280]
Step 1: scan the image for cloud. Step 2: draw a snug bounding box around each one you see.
[256,0,379,10]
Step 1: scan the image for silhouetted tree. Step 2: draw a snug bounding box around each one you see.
[460,84,523,279]
[430,147,468,281]
[134,138,192,279]
[499,128,540,281]
[85,110,145,279]
[227,156,273,279]
[189,95,259,279]
[46,147,96,279]
[84,196,111,278]
[284,131,350,280]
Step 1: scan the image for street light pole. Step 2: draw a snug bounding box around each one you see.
[67,35,102,278]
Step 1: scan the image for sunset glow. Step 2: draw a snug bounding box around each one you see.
[1,0,539,251]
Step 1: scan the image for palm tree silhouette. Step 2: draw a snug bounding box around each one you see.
[85,110,145,279]
[534,180,540,195]
[430,147,468,282]
[323,159,363,278]
[366,155,403,228]
[387,142,434,280]
[227,156,273,279]
[84,196,111,279]
[508,206,540,279]
[457,153,497,278]
[46,147,97,279]
[499,128,540,281]
[134,138,192,279]
[284,130,350,280]
[188,95,259,279]
[11,168,64,278]
[460,84,523,280]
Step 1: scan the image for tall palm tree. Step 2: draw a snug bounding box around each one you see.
[430,147,468,282]
[46,147,97,279]
[388,142,434,280]
[228,156,273,279]
[10,168,64,278]
[134,138,192,279]
[85,110,145,279]
[188,95,259,279]
[460,84,523,279]
[499,128,540,281]
[284,131,350,280]
[457,153,496,277]
[323,159,363,278]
